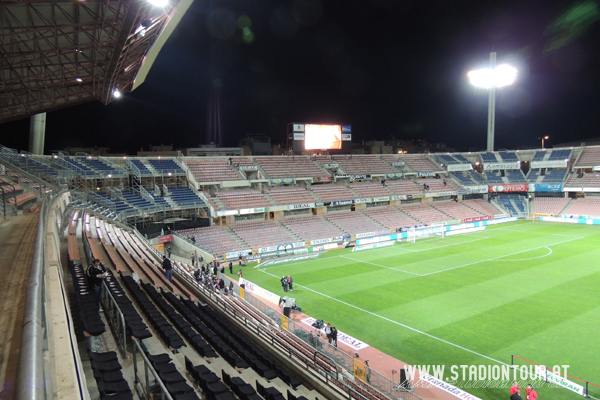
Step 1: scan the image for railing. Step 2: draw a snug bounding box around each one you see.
[139,185,155,204]
[101,280,128,358]
[131,338,174,400]
[99,156,127,175]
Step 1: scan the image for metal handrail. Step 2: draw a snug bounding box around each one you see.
[101,280,128,358]
[131,338,174,400]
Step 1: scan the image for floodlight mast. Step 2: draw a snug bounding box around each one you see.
[468,52,517,152]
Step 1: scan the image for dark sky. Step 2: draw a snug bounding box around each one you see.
[3,0,600,154]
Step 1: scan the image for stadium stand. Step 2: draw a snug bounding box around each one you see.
[532,151,546,161]
[187,158,241,182]
[505,170,527,183]
[480,152,498,163]
[463,199,501,216]
[438,154,461,164]
[361,207,418,230]
[331,155,395,174]
[267,187,315,206]
[527,169,541,182]
[169,187,206,207]
[325,211,387,236]
[310,184,355,202]
[280,215,343,241]
[415,178,461,192]
[256,156,325,179]
[121,190,154,209]
[131,159,153,175]
[398,154,441,172]
[453,154,471,163]
[451,172,476,185]
[384,180,423,195]
[548,149,572,160]
[149,159,185,174]
[230,220,298,248]
[216,189,271,210]
[562,198,600,217]
[568,173,600,187]
[349,182,392,198]
[431,201,488,220]
[178,226,243,255]
[498,151,519,162]
[533,197,571,215]
[574,147,600,167]
[541,169,567,183]
[484,171,504,184]
[399,203,450,224]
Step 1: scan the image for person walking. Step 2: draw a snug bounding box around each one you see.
[163,256,173,282]
[86,259,107,310]
[331,326,338,347]
[288,275,293,291]
[525,384,538,400]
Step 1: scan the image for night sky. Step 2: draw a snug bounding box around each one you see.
[3,0,600,154]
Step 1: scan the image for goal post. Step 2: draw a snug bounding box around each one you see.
[407,225,444,243]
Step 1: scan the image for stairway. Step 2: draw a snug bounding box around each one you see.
[359,211,389,229]
[276,221,302,242]
[263,192,278,206]
[560,199,576,214]
[320,215,345,235]
[225,226,250,248]
[307,188,322,202]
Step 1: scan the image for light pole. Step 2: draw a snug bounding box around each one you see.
[536,136,549,149]
[468,52,517,152]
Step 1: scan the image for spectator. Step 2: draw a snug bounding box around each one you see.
[86,259,107,310]
[229,262,233,274]
[199,255,203,264]
[191,254,195,266]
[162,256,173,282]
[525,384,538,400]
[238,269,243,278]
[511,381,521,397]
[325,323,332,344]
[229,281,234,295]
[190,236,196,243]
[281,276,288,292]
[167,246,172,258]
[443,180,447,186]
[331,326,338,347]
[288,275,293,291]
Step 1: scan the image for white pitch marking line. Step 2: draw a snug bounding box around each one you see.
[495,246,553,262]
[258,268,506,365]
[420,237,581,276]
[494,226,585,238]
[392,236,489,253]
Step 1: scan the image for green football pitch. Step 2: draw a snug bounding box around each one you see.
[240,220,600,400]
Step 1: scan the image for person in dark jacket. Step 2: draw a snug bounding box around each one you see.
[229,262,233,274]
[86,259,107,309]
[163,256,173,282]
[331,326,338,347]
[288,275,293,291]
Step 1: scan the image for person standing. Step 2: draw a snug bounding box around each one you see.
[281,276,288,292]
[511,381,521,397]
[331,326,338,347]
[199,255,203,264]
[86,259,107,310]
[288,275,293,291]
[163,256,173,282]
[325,323,332,344]
[238,269,243,279]
[229,262,233,274]
[191,254,195,266]
[167,246,172,258]
[526,384,538,400]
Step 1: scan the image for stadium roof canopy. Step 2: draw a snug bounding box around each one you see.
[0,0,192,123]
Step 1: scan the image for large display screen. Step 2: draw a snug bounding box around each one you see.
[304,124,342,150]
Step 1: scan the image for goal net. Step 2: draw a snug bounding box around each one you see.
[408,225,445,243]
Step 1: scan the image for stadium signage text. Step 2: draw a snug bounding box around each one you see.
[257,253,321,267]
[386,173,405,178]
[323,163,338,168]
[354,198,371,204]
[483,162,520,170]
[332,200,354,206]
[311,243,339,252]
[447,164,473,172]
[437,191,457,196]
[225,250,252,259]
[593,166,600,172]
[311,237,333,245]
[314,177,332,183]
[465,186,488,194]
[239,165,258,171]
[350,174,371,181]
[391,194,408,200]
[356,230,390,239]
[489,184,528,193]
[391,161,405,166]
[216,210,238,216]
[342,125,352,133]
[292,123,304,131]
[418,172,436,177]
[238,278,281,305]
[239,207,266,215]
[289,203,315,210]
[334,174,350,179]
[463,216,491,223]
[530,160,568,169]
[352,241,394,252]
[157,234,173,243]
[531,183,563,192]
[419,374,483,400]
[534,365,584,396]
[342,133,352,141]
[373,196,391,202]
[406,194,424,199]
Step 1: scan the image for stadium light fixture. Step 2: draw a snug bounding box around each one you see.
[148,0,168,6]
[536,135,549,149]
[113,89,121,98]
[76,78,82,82]
[468,52,517,152]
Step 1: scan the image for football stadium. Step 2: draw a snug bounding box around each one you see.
[1,2,600,400]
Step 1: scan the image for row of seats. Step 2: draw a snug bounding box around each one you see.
[187,159,241,182]
[256,157,325,179]
[230,220,297,249]
[267,187,315,206]
[86,344,133,400]
[68,258,106,336]
[325,212,386,236]
[533,197,571,215]
[280,215,343,241]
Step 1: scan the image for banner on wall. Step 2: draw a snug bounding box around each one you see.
[488,184,527,192]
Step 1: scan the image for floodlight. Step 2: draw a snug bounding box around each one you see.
[148,0,168,6]
[76,78,82,82]
[468,64,517,88]
[113,89,121,98]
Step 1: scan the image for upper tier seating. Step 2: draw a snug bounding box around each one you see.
[64,157,95,172]
[532,151,546,161]
[453,154,470,163]
[79,158,123,175]
[331,155,394,175]
[169,187,205,207]
[398,154,441,172]
[399,203,450,225]
[485,171,504,184]
[575,147,600,167]
[16,157,59,178]
[310,184,355,202]
[505,170,527,183]
[256,157,325,179]
[280,215,343,241]
[230,220,297,248]
[563,198,600,217]
[542,169,567,183]
[122,190,154,209]
[480,152,498,163]
[471,172,486,184]
[498,152,518,162]
[533,197,570,215]
[527,169,541,182]
[415,179,461,192]
[361,207,417,230]
[216,190,271,210]
[451,173,475,185]
[187,159,241,182]
[570,173,600,187]
[267,187,315,206]
[548,149,572,160]
[385,180,423,195]
[131,159,153,175]
[325,212,386,236]
[149,159,185,174]
[350,182,391,198]
[438,154,461,165]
